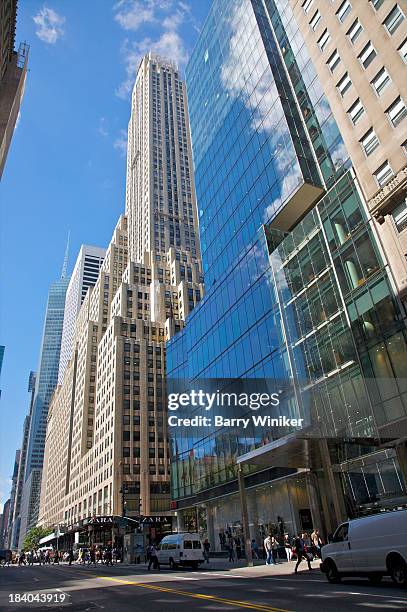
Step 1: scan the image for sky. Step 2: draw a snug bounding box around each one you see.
[0,0,212,512]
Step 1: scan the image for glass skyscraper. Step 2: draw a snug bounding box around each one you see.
[167,0,407,547]
[19,263,69,545]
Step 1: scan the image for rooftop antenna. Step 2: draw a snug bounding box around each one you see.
[61,230,70,279]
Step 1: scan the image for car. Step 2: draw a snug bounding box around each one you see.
[156,533,204,569]
[320,508,407,586]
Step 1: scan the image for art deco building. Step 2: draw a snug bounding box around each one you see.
[38,54,203,546]
[167,0,407,549]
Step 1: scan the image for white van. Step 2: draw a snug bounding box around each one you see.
[156,533,204,569]
[321,509,407,585]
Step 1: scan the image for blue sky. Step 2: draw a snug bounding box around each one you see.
[0,0,211,511]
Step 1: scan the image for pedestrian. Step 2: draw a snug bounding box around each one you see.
[311,529,323,559]
[284,534,292,561]
[44,550,51,565]
[68,548,74,566]
[89,547,96,565]
[264,534,275,565]
[53,550,60,564]
[147,544,160,571]
[105,546,113,566]
[27,550,34,566]
[271,535,279,564]
[251,539,259,560]
[39,551,45,565]
[203,538,210,563]
[294,533,312,573]
[235,537,242,560]
[18,551,26,566]
[227,537,235,562]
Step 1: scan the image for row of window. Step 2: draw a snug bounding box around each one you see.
[306,0,405,37]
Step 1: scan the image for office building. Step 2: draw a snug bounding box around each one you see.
[58,245,105,384]
[0,498,10,548]
[4,450,20,548]
[9,372,36,549]
[18,255,69,546]
[0,0,29,179]
[167,0,407,549]
[38,54,203,553]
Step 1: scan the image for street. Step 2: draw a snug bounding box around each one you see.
[0,559,406,611]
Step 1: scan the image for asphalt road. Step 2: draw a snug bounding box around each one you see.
[0,560,406,612]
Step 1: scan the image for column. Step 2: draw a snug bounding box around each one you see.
[237,464,253,567]
[306,472,324,537]
[396,442,407,491]
[319,439,343,527]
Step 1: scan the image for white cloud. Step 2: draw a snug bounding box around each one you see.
[33,7,65,44]
[98,117,108,137]
[116,30,188,99]
[115,1,193,99]
[114,129,128,156]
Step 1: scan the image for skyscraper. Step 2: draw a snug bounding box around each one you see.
[167,0,407,548]
[39,54,203,553]
[4,449,20,548]
[0,0,29,179]
[19,253,69,545]
[9,372,36,549]
[58,245,105,384]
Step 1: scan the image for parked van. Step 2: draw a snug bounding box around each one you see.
[156,533,204,569]
[320,509,407,585]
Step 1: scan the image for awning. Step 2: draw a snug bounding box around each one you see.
[38,533,57,545]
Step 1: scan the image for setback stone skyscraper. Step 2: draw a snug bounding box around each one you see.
[38,54,203,555]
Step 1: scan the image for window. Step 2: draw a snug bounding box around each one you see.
[327,50,341,72]
[371,0,384,9]
[371,67,391,96]
[392,198,407,232]
[399,39,407,63]
[384,5,405,35]
[374,161,394,187]
[310,10,321,30]
[387,97,407,126]
[303,0,314,13]
[347,19,363,44]
[333,523,349,542]
[359,42,377,68]
[318,29,331,51]
[360,129,380,156]
[337,1,352,23]
[348,99,365,124]
[337,73,352,96]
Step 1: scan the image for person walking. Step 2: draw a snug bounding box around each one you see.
[68,548,74,566]
[18,551,26,566]
[284,534,292,561]
[271,535,279,564]
[294,533,312,573]
[227,537,235,562]
[264,534,275,565]
[203,539,210,564]
[44,550,51,565]
[235,537,242,560]
[53,550,60,565]
[147,544,160,571]
[89,547,96,566]
[251,539,259,559]
[311,529,323,559]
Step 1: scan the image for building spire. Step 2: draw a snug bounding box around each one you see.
[61,230,70,279]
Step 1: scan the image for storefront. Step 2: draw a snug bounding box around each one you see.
[176,471,312,553]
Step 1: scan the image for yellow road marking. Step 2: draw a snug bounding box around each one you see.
[96,575,293,611]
